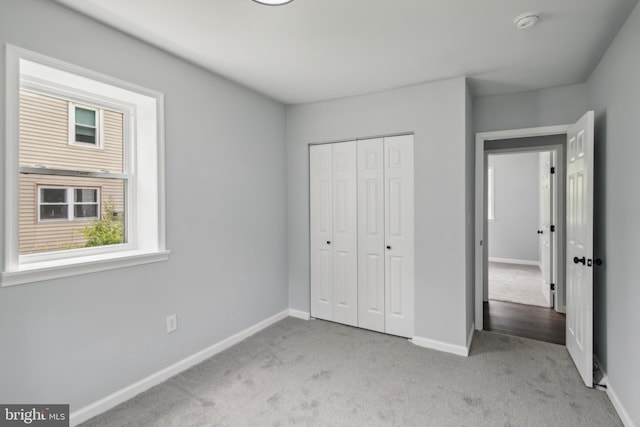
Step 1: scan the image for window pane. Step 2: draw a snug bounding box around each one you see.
[75,125,96,144]
[41,188,67,203]
[40,204,67,220]
[21,175,125,254]
[75,189,97,203]
[19,91,123,173]
[75,107,96,126]
[74,204,98,218]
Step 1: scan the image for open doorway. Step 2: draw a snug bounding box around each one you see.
[475,113,596,387]
[487,151,549,308]
[483,147,565,345]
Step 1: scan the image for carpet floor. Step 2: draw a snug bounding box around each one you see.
[489,262,549,307]
[81,318,621,427]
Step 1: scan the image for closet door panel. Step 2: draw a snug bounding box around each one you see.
[310,144,333,321]
[384,135,415,338]
[357,138,385,332]
[332,141,358,326]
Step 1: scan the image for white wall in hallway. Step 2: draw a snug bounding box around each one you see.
[488,152,540,264]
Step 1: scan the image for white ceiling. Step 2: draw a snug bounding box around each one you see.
[55,0,637,105]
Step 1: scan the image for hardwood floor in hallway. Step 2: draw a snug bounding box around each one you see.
[484,300,566,345]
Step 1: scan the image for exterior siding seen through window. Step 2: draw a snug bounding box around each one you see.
[18,91,125,254]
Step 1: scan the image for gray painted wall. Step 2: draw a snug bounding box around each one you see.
[465,83,475,336]
[474,83,588,133]
[588,2,640,424]
[286,78,471,346]
[487,153,540,263]
[0,0,288,412]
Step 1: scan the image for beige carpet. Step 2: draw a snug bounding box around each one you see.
[489,261,549,307]
[80,318,621,427]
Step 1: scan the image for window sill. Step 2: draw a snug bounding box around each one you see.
[1,249,170,287]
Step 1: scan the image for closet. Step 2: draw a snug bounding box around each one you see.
[310,134,414,338]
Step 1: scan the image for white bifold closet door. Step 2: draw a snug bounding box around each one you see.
[310,141,358,326]
[311,136,414,338]
[357,138,385,332]
[357,135,415,337]
[382,135,415,337]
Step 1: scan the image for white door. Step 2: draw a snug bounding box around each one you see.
[539,152,553,307]
[384,135,415,337]
[357,138,385,332]
[332,141,358,326]
[566,111,594,388]
[310,144,334,321]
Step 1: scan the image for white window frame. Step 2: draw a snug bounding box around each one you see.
[2,45,169,287]
[37,186,100,222]
[69,103,104,149]
[487,166,495,222]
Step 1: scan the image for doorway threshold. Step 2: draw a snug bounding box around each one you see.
[483,300,566,345]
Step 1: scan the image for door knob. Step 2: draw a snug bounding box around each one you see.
[326,241,331,245]
[537,230,543,234]
[386,245,392,250]
[573,256,586,265]
[594,258,603,266]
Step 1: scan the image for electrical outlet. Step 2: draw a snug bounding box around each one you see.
[166,314,177,333]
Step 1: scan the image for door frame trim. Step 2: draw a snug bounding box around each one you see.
[475,125,570,330]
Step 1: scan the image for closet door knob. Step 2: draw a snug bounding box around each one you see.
[573,256,586,265]
[537,230,543,234]
[326,241,331,245]
[386,245,392,250]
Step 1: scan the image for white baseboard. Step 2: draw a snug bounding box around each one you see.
[411,334,471,357]
[288,309,310,320]
[489,257,540,267]
[603,375,636,427]
[69,309,289,426]
[595,359,635,427]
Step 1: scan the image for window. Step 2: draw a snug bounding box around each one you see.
[2,45,169,286]
[38,187,99,222]
[487,166,495,221]
[74,188,99,219]
[70,104,102,147]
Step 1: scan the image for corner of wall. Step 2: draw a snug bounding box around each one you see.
[464,78,476,333]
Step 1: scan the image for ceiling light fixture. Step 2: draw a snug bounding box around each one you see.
[252,0,294,5]
[514,12,540,30]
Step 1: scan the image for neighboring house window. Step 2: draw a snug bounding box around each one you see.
[70,104,102,147]
[74,188,99,219]
[487,166,495,221]
[38,187,99,222]
[2,45,168,286]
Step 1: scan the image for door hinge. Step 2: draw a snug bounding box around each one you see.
[550,166,556,174]
[550,225,556,232]
[550,283,555,291]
